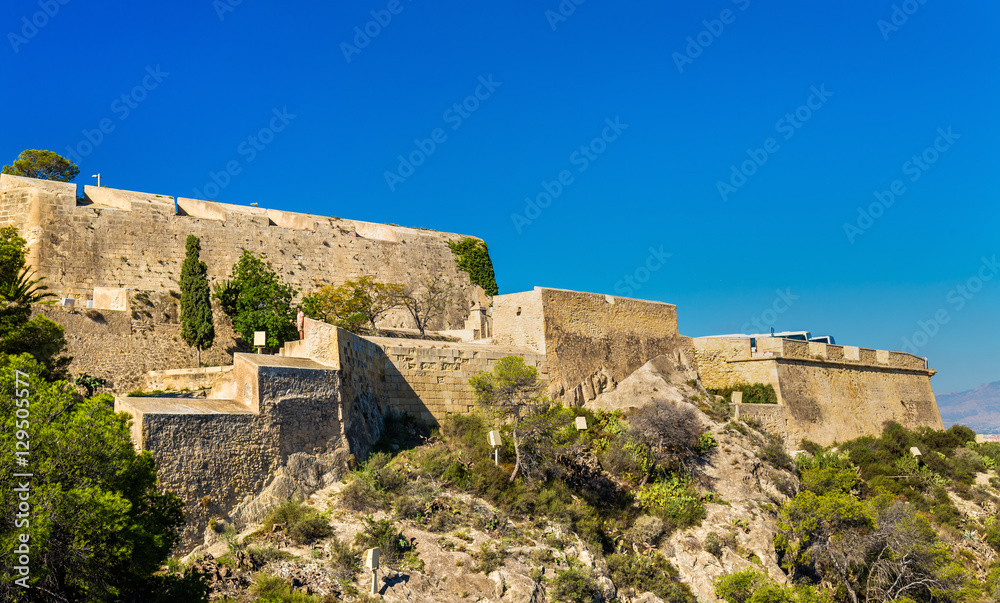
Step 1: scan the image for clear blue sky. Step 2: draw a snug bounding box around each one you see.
[3,0,998,394]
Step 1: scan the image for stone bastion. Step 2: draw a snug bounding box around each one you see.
[0,173,488,330]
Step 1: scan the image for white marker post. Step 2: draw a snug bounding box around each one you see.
[253,331,266,354]
[488,430,502,466]
[365,547,380,595]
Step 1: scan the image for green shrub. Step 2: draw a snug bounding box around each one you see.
[289,516,333,544]
[251,573,324,602]
[986,519,1000,553]
[549,568,600,603]
[758,434,795,472]
[474,541,506,574]
[327,535,357,580]
[704,532,723,558]
[715,568,771,603]
[354,516,411,566]
[606,553,695,602]
[697,431,719,454]
[708,383,778,405]
[635,477,705,530]
[261,500,332,545]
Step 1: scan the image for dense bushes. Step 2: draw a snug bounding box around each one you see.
[837,422,993,530]
[548,568,600,603]
[606,553,695,602]
[715,568,832,603]
[261,500,333,545]
[404,403,714,552]
[354,516,412,567]
[708,383,778,405]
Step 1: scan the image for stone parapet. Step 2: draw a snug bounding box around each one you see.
[0,174,488,330]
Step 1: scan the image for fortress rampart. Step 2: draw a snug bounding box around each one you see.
[493,287,696,406]
[693,336,942,447]
[0,174,487,330]
[116,318,547,552]
[5,174,944,552]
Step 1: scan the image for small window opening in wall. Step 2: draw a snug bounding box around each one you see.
[516,307,522,316]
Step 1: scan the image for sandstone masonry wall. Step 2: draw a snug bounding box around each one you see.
[285,319,547,426]
[693,336,942,447]
[117,353,373,552]
[32,294,243,394]
[493,287,692,406]
[367,336,547,426]
[0,174,486,331]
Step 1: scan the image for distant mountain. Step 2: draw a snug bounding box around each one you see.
[937,381,1000,434]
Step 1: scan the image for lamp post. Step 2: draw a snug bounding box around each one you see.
[91,173,101,187]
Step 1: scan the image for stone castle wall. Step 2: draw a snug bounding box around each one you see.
[0,174,487,331]
[32,295,245,394]
[693,336,942,446]
[283,319,547,426]
[117,348,387,552]
[493,287,694,406]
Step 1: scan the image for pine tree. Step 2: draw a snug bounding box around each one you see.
[180,235,214,367]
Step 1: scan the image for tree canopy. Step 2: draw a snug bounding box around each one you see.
[302,276,403,336]
[179,235,215,366]
[470,356,548,481]
[214,250,297,348]
[2,150,80,182]
[0,226,68,380]
[0,354,198,602]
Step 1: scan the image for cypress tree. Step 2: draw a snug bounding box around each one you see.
[180,235,215,367]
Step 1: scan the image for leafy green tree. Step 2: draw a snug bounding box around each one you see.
[179,235,215,367]
[74,373,107,397]
[302,275,402,336]
[0,227,29,286]
[214,250,297,348]
[470,356,548,482]
[2,150,80,182]
[775,490,963,603]
[0,354,196,602]
[0,226,69,379]
[715,568,833,603]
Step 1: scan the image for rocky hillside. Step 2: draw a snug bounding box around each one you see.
[167,358,1000,603]
[181,406,800,602]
